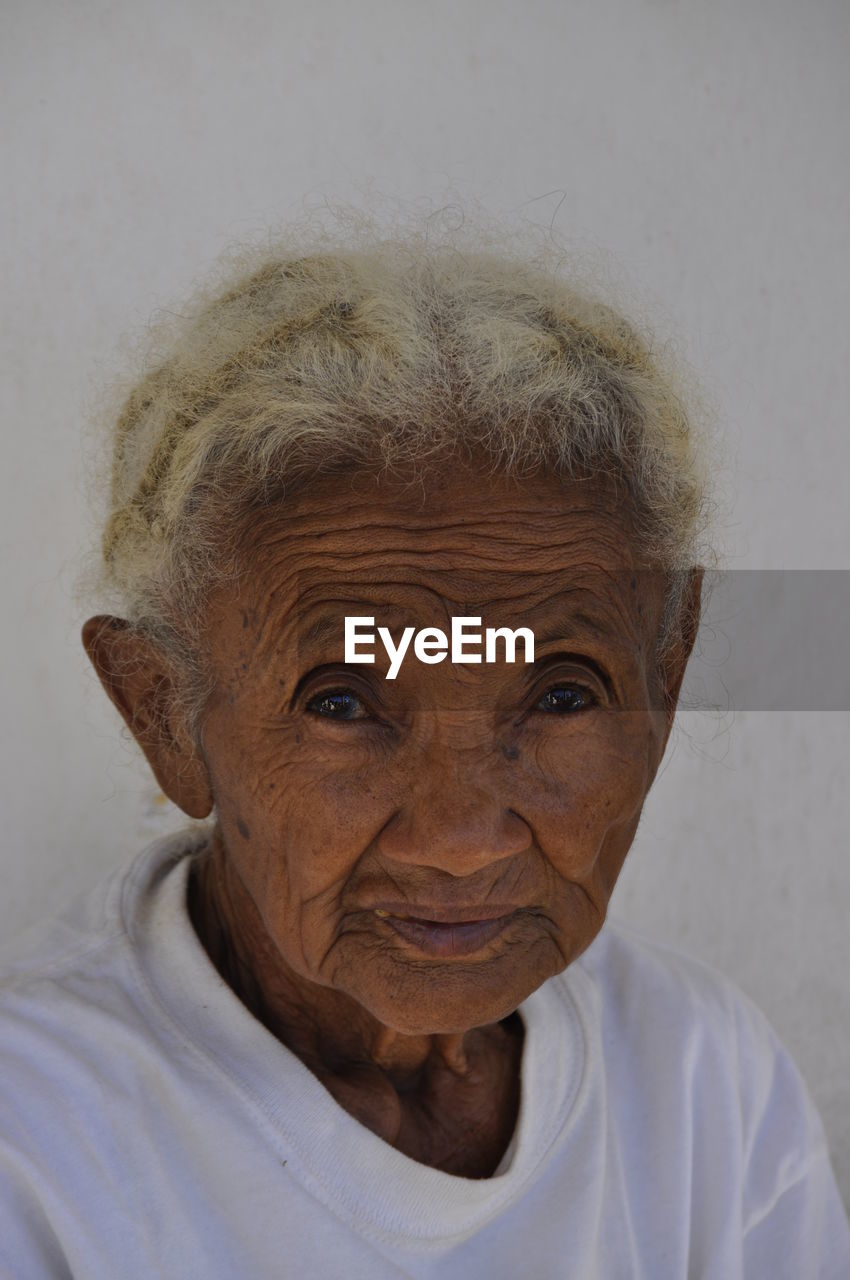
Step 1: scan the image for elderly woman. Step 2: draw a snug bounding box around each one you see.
[1,233,848,1279]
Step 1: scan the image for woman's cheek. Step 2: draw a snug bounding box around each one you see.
[518,719,651,847]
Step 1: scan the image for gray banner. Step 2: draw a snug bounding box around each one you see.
[683,570,850,712]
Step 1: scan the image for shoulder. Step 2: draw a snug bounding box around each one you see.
[574,919,815,1117]
[570,920,841,1237]
[0,830,205,1096]
[576,917,788,1053]
[0,829,212,1169]
[0,827,206,991]
[579,917,752,1006]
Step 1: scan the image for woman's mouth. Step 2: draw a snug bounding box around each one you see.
[372,908,518,957]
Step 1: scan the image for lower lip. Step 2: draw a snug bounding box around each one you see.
[378,913,517,957]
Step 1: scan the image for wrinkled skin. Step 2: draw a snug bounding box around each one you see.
[83,462,700,1178]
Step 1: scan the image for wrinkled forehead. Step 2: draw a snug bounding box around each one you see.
[221,465,668,665]
[240,461,640,572]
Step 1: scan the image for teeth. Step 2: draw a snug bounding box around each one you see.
[374,909,409,919]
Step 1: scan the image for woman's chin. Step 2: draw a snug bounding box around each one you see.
[339,956,550,1037]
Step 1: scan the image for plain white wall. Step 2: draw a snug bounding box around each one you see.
[2,0,849,1206]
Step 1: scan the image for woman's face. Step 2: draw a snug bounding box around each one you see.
[195,464,683,1035]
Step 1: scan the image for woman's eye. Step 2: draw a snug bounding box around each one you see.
[537,684,596,714]
[306,690,369,721]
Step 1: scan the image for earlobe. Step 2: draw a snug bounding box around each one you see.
[81,616,214,820]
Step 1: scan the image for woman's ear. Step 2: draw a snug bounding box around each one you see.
[81,616,214,819]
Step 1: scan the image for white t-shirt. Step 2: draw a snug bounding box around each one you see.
[0,830,848,1279]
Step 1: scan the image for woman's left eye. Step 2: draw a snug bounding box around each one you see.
[536,684,596,714]
[306,690,369,720]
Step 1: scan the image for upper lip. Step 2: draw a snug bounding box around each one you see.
[368,903,522,923]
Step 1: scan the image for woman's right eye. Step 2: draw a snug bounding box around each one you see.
[536,683,597,714]
[306,690,369,721]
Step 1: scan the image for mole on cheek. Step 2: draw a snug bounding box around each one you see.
[236,816,251,840]
[502,744,520,761]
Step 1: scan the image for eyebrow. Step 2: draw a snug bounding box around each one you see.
[536,612,636,648]
[298,610,410,652]
[301,615,348,648]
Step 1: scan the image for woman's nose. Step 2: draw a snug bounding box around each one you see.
[374,755,532,875]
